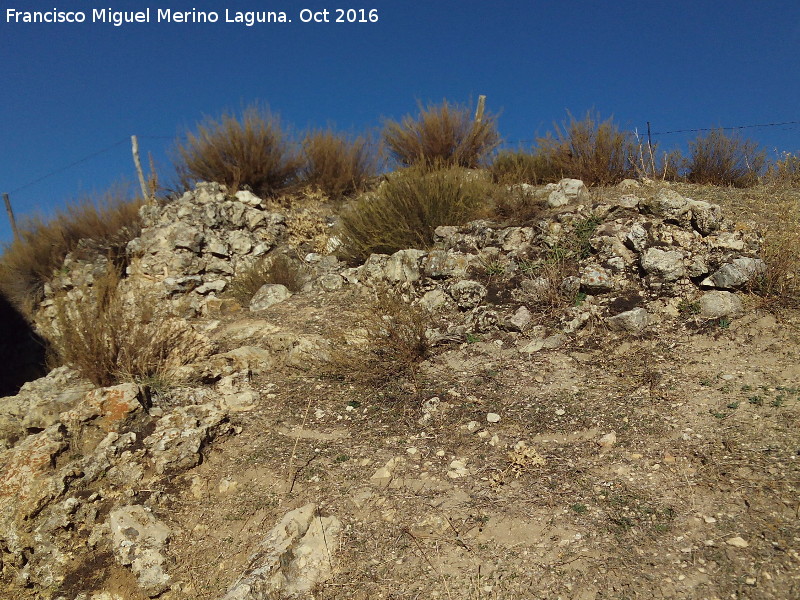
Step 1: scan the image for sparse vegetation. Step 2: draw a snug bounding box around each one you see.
[766,151,800,185]
[174,104,302,198]
[227,253,308,305]
[0,188,144,315]
[490,149,562,185]
[383,100,500,168]
[535,110,637,186]
[488,182,546,225]
[683,129,766,187]
[301,129,377,200]
[326,288,431,394]
[336,165,495,264]
[43,266,211,387]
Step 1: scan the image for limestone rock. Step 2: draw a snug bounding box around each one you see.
[642,188,690,220]
[109,505,172,596]
[250,284,292,312]
[423,250,472,279]
[144,403,229,474]
[547,178,589,208]
[699,291,743,319]
[581,265,615,293]
[221,504,341,600]
[449,280,487,310]
[384,249,427,283]
[606,308,653,333]
[641,247,685,281]
[701,257,766,289]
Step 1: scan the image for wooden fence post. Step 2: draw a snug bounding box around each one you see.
[474,95,486,123]
[131,135,150,203]
[3,193,19,241]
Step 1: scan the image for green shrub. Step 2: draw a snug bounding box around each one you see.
[301,129,377,200]
[382,100,500,168]
[336,166,493,264]
[174,104,302,197]
[44,266,211,387]
[535,110,636,185]
[490,150,562,185]
[0,188,144,315]
[684,129,766,187]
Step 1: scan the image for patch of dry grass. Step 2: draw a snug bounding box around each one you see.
[227,253,308,305]
[336,166,495,265]
[490,149,563,185]
[43,266,212,387]
[0,188,144,316]
[383,100,500,168]
[325,288,431,394]
[174,104,302,198]
[301,129,377,201]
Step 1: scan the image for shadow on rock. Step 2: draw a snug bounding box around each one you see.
[0,293,48,397]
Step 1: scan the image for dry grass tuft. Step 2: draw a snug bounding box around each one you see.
[536,110,636,186]
[336,166,494,265]
[490,149,563,185]
[752,188,800,305]
[174,104,302,198]
[43,266,212,387]
[383,100,500,168]
[301,129,377,201]
[0,188,144,315]
[227,253,308,305]
[683,129,766,187]
[489,185,547,225]
[325,288,431,393]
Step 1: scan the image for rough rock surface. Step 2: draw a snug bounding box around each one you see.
[3,179,794,600]
[222,504,341,600]
[109,505,172,596]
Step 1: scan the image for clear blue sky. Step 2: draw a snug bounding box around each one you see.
[1,0,799,246]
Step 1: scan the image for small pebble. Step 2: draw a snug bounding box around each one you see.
[726,536,749,548]
[487,413,501,423]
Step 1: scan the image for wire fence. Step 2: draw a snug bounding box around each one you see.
[500,119,800,149]
[5,120,800,197]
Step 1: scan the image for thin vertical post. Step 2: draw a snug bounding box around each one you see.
[131,135,149,202]
[3,193,19,241]
[474,95,486,123]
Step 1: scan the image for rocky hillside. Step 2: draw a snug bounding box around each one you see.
[1,179,798,600]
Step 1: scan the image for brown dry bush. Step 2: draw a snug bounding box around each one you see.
[174,104,302,198]
[684,129,766,187]
[536,110,636,186]
[43,267,211,387]
[0,189,144,315]
[301,129,377,201]
[336,166,495,265]
[766,151,800,186]
[490,149,562,185]
[227,253,308,305]
[326,288,431,393]
[383,100,500,168]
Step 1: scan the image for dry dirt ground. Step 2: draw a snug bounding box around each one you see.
[107,287,800,600]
